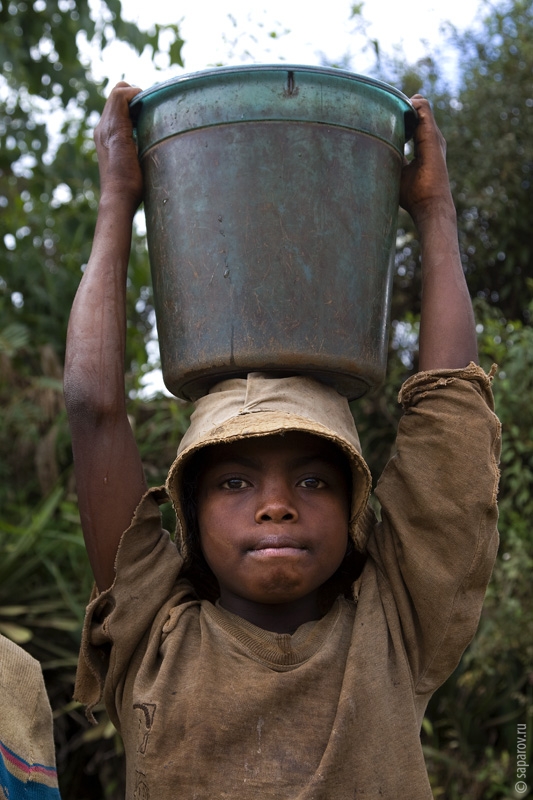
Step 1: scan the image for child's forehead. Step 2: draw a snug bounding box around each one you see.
[199,431,345,467]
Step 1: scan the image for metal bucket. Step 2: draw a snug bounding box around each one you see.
[131,65,416,400]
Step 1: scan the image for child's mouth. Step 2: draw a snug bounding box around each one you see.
[249,535,308,557]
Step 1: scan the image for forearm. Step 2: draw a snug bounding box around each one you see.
[65,196,147,591]
[64,196,133,417]
[416,199,478,371]
[64,82,147,591]
[400,97,478,372]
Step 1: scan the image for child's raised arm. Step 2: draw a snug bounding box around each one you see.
[400,96,478,371]
[64,83,147,591]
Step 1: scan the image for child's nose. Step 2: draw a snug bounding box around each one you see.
[254,481,298,523]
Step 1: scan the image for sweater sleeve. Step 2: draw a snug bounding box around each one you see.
[0,636,61,798]
[74,486,197,724]
[367,363,501,695]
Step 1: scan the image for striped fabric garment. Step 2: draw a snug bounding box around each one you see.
[0,636,61,799]
[1,739,60,799]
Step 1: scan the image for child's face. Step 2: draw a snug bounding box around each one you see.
[196,431,351,627]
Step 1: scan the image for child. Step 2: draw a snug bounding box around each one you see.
[65,83,501,799]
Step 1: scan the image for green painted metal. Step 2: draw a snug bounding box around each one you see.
[131,65,416,401]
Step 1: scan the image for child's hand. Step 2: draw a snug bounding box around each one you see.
[95,81,143,214]
[399,95,454,226]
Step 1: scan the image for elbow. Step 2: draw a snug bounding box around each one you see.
[63,364,125,428]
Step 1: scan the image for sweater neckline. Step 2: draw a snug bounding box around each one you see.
[203,597,350,668]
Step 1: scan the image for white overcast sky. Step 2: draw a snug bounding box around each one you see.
[92,0,485,91]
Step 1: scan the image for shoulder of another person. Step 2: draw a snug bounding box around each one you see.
[0,634,42,687]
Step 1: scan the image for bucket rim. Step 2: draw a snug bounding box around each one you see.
[129,63,416,115]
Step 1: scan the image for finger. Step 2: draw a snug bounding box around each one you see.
[409,95,430,111]
[106,82,143,108]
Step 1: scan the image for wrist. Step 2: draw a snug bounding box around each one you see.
[409,193,457,232]
[98,188,141,222]
[92,193,137,267]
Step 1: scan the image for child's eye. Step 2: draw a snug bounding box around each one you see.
[221,477,250,490]
[297,476,326,489]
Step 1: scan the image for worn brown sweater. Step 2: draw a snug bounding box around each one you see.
[75,365,501,799]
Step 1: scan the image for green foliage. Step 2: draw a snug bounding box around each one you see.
[444,0,533,323]
[366,0,533,330]
[0,486,90,657]
[0,0,183,371]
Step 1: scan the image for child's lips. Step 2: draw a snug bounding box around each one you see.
[248,535,308,557]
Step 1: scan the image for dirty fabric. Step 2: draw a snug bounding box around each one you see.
[75,364,501,799]
[0,635,61,799]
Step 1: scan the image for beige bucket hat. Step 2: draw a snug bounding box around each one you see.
[166,372,373,562]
